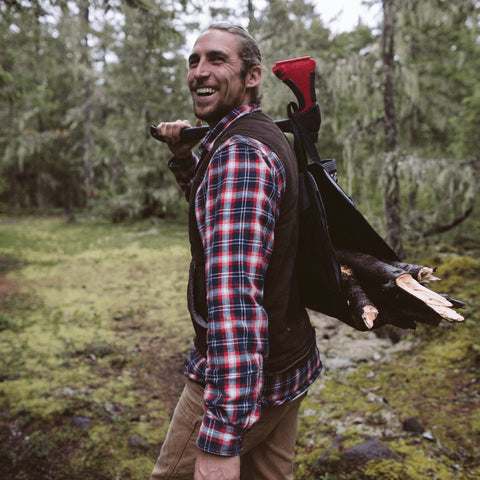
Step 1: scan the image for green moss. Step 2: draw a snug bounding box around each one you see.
[1,377,70,418]
[435,256,480,278]
[361,459,408,480]
[2,217,479,479]
[471,408,480,436]
[0,216,192,479]
[133,418,169,445]
[116,456,153,479]
[404,453,454,480]
[339,427,368,449]
[295,447,343,480]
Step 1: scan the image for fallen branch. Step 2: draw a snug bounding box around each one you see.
[336,249,465,328]
[375,302,442,327]
[341,266,378,329]
[336,249,406,284]
[422,205,474,237]
[441,295,466,309]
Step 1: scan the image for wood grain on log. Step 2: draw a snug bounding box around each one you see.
[395,274,464,322]
[336,249,465,326]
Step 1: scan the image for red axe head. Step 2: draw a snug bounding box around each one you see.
[272,57,317,113]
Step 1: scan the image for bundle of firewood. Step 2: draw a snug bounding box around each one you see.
[335,249,466,331]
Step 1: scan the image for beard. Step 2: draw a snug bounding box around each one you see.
[191,79,248,127]
[193,101,231,126]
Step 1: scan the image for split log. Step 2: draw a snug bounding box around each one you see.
[374,308,420,330]
[352,281,444,328]
[341,266,378,329]
[394,274,464,323]
[373,294,444,327]
[336,249,406,284]
[335,249,464,326]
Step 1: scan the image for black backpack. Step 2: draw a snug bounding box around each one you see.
[287,101,400,331]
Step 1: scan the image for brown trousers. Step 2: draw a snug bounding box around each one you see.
[150,379,306,480]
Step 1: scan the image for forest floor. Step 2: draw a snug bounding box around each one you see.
[0,215,479,480]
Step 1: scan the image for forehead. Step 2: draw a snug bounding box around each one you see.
[191,29,242,58]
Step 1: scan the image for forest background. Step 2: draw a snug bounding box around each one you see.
[1,0,479,479]
[1,0,479,248]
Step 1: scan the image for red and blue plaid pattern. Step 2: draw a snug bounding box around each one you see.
[169,105,321,456]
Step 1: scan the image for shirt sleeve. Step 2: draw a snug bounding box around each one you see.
[195,137,286,456]
[168,153,197,200]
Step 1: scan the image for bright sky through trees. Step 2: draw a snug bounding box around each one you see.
[315,0,382,32]
[184,0,382,50]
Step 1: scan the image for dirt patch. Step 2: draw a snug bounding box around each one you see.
[0,277,19,298]
[0,255,22,297]
[134,342,188,417]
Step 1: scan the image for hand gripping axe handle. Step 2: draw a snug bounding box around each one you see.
[150,56,318,143]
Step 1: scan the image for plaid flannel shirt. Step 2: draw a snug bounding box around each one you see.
[168,105,321,456]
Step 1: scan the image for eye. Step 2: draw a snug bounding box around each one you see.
[210,53,226,65]
[188,55,199,68]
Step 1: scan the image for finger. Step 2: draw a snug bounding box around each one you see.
[155,122,169,142]
[172,120,192,142]
[156,120,191,144]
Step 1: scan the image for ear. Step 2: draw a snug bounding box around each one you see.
[245,65,262,89]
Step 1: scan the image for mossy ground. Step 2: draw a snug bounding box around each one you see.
[0,215,191,479]
[0,215,479,479]
[295,246,480,480]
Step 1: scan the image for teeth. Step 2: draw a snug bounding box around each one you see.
[196,88,216,95]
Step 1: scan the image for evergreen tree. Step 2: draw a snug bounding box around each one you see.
[1,0,478,237]
[96,0,192,221]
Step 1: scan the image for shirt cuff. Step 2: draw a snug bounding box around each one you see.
[168,153,197,190]
[168,153,196,170]
[196,414,244,457]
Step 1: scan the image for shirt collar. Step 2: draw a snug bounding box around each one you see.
[198,104,261,158]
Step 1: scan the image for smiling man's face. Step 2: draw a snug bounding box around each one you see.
[187,28,261,128]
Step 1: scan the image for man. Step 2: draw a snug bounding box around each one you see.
[151,23,321,480]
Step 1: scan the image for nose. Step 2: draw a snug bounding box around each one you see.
[192,58,211,80]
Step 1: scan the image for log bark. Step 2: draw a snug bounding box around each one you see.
[441,295,466,309]
[336,249,465,326]
[336,249,406,283]
[341,267,378,329]
[390,261,440,284]
[376,305,439,328]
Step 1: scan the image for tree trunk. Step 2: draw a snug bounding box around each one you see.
[382,0,403,256]
[63,175,75,223]
[247,0,256,30]
[34,3,45,215]
[82,1,93,214]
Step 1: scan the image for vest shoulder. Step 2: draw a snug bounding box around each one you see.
[227,112,291,151]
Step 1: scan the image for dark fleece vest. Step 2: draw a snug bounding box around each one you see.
[187,110,316,374]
